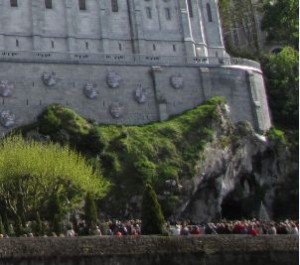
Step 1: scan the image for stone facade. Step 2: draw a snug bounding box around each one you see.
[0,0,226,58]
[0,0,272,135]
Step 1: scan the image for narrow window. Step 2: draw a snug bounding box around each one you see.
[112,0,118,12]
[79,0,86,11]
[206,3,213,22]
[153,44,156,51]
[51,40,55,49]
[146,7,152,19]
[173,44,176,52]
[165,8,171,20]
[45,0,52,9]
[10,0,18,7]
[16,39,19,47]
[187,0,193,18]
[118,43,122,51]
[85,42,89,50]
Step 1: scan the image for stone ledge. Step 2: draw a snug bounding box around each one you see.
[0,235,297,259]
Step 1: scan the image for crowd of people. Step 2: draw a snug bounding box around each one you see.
[0,218,298,238]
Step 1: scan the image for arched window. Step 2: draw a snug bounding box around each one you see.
[112,0,119,12]
[10,0,18,7]
[45,0,52,9]
[79,0,86,11]
[187,0,193,18]
[206,3,213,22]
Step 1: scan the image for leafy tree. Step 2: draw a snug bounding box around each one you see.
[33,212,42,236]
[261,0,299,48]
[141,184,165,235]
[219,0,260,53]
[15,216,24,237]
[0,216,5,235]
[47,193,62,222]
[261,47,299,128]
[53,214,62,235]
[84,192,98,230]
[2,214,9,236]
[0,135,110,220]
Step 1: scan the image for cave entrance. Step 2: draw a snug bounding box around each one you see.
[221,195,245,220]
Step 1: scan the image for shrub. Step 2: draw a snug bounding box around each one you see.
[141,184,165,235]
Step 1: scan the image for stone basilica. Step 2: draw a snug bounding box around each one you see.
[0,0,271,134]
[0,0,225,58]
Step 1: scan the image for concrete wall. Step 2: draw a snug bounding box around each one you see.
[0,235,297,265]
[0,61,271,135]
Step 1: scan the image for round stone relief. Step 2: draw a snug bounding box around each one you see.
[106,71,122,88]
[134,85,148,104]
[0,80,13,97]
[0,110,15,128]
[170,75,184,89]
[41,71,57,87]
[83,83,98,99]
[109,102,124,119]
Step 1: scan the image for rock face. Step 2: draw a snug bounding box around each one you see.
[175,116,295,222]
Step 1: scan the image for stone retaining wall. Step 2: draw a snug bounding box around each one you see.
[0,235,298,265]
[0,61,271,136]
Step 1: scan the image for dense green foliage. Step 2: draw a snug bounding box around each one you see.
[141,184,165,235]
[0,135,110,220]
[261,47,299,128]
[261,0,299,48]
[34,97,224,216]
[219,0,260,56]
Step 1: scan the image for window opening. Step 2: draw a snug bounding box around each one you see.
[45,0,52,9]
[207,3,213,22]
[146,7,152,19]
[165,8,171,20]
[10,0,18,7]
[79,0,86,10]
[112,0,119,12]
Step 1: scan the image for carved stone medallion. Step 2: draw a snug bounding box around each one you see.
[0,110,15,128]
[0,80,13,97]
[170,75,184,89]
[134,85,148,104]
[106,71,122,88]
[83,83,98,99]
[109,102,124,119]
[41,72,57,87]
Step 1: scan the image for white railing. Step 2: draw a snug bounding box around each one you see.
[0,50,261,69]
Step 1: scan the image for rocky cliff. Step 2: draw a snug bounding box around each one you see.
[16,98,297,221]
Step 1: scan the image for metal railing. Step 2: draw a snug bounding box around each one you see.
[0,50,261,69]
